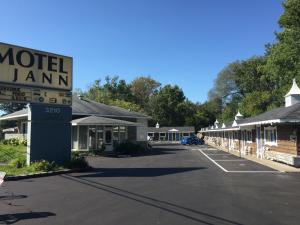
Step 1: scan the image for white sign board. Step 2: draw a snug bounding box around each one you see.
[0,85,72,105]
[0,42,72,91]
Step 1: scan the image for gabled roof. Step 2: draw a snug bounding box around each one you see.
[71,116,141,126]
[148,126,195,133]
[0,96,149,121]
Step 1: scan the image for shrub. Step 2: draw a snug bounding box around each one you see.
[2,138,27,146]
[30,160,56,172]
[89,144,106,156]
[10,157,27,168]
[114,141,145,155]
[69,152,89,169]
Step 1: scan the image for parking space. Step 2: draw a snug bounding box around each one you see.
[191,145,279,173]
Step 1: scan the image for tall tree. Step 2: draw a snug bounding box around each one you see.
[0,103,26,114]
[130,76,161,108]
[263,0,300,106]
[148,85,186,126]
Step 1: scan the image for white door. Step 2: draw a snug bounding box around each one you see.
[256,126,263,158]
[240,131,246,155]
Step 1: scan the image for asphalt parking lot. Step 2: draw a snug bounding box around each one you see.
[194,145,278,173]
[1,144,300,225]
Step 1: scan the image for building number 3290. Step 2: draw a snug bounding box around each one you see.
[45,107,61,114]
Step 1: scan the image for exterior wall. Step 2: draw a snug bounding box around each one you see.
[263,124,300,167]
[263,125,297,155]
[136,118,148,142]
[202,124,300,167]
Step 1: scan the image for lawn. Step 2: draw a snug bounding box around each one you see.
[0,142,89,176]
[0,143,26,163]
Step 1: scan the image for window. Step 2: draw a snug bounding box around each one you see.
[183,133,189,137]
[264,127,277,146]
[119,126,127,142]
[148,132,154,137]
[160,132,166,141]
[233,131,238,140]
[160,133,166,137]
[79,126,88,150]
[113,126,119,141]
[72,126,78,149]
[246,130,252,142]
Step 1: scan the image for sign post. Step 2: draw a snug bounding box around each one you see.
[0,42,73,165]
[0,171,5,186]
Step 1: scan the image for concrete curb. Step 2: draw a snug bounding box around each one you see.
[4,167,92,181]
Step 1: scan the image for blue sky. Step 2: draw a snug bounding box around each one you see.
[1,0,283,103]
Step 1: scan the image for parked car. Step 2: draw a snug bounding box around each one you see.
[181,136,204,145]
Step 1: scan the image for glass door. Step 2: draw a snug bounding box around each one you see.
[104,128,113,151]
[96,126,104,150]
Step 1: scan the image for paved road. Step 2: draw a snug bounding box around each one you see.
[1,144,300,225]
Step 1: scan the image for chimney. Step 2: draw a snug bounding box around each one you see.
[285,78,300,107]
[155,122,160,128]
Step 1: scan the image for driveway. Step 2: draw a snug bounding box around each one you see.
[1,144,300,225]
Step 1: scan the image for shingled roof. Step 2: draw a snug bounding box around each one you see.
[72,96,149,118]
[148,126,195,133]
[0,96,149,121]
[71,116,141,126]
[200,102,300,132]
[239,102,300,126]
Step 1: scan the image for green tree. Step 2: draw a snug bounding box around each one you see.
[263,0,300,106]
[0,103,26,114]
[148,85,186,126]
[130,76,161,108]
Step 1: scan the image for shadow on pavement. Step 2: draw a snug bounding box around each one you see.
[0,195,27,201]
[0,212,55,224]
[75,167,206,178]
[61,174,243,225]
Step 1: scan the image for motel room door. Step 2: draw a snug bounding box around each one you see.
[104,127,113,151]
[256,126,263,158]
[240,130,246,155]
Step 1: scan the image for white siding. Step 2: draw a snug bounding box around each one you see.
[136,118,148,141]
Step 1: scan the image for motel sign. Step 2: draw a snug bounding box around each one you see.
[0,42,73,164]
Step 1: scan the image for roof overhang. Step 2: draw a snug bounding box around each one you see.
[238,119,300,127]
[0,114,28,121]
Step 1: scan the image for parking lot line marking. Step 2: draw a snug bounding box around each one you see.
[199,149,229,172]
[206,154,231,156]
[214,159,247,162]
[227,171,280,173]
[198,148,281,173]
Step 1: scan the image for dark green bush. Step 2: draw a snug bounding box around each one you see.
[2,138,27,146]
[89,144,105,156]
[69,152,89,169]
[31,160,56,172]
[114,141,145,155]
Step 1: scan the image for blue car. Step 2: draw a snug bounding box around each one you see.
[181,136,204,145]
